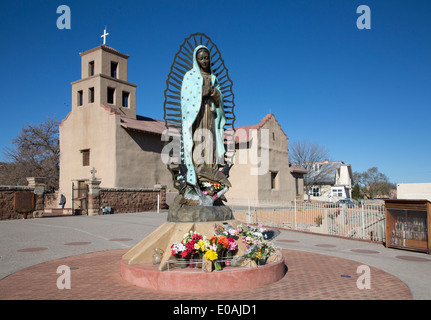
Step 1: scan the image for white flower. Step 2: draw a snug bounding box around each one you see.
[172,242,186,254]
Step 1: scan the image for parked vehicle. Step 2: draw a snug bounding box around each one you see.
[336,199,357,208]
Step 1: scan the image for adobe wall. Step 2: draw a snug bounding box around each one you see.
[96,186,167,214]
[0,186,44,220]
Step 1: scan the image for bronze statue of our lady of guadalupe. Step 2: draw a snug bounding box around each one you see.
[163,34,236,221]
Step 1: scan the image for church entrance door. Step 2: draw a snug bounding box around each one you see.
[72,181,88,215]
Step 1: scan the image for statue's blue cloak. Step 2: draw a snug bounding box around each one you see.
[181,45,226,186]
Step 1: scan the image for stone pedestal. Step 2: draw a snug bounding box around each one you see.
[86,179,101,216]
[26,177,46,218]
[26,177,46,195]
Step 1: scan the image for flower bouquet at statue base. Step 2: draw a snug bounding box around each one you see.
[204,233,238,271]
[169,223,279,272]
[170,231,207,269]
[236,224,277,267]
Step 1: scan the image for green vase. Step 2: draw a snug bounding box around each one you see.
[214,261,222,271]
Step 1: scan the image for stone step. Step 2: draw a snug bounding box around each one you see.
[43,208,73,217]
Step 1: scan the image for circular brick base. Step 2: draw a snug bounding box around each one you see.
[120,258,287,293]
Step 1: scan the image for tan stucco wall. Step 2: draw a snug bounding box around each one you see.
[257,116,295,204]
[227,149,259,205]
[228,115,301,205]
[114,126,175,191]
[59,104,118,205]
[397,183,431,201]
[99,76,136,119]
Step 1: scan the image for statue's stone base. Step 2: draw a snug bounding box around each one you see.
[122,219,245,271]
[167,194,234,222]
[121,206,287,292]
[120,256,286,293]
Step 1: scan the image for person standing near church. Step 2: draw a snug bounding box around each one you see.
[59,194,66,209]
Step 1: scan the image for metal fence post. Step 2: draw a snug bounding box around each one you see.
[325,209,329,235]
[361,203,365,239]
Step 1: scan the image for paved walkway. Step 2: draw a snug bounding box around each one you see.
[0,211,430,301]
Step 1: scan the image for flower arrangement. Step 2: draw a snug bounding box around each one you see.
[169,223,277,271]
[171,231,206,260]
[236,224,267,248]
[200,181,226,200]
[205,232,238,270]
[237,224,275,265]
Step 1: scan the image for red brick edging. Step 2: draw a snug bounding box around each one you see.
[0,248,412,300]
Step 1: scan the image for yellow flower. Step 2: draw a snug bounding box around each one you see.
[198,239,206,252]
[204,250,218,261]
[256,251,262,259]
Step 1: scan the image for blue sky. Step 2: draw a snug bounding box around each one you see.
[0,0,430,184]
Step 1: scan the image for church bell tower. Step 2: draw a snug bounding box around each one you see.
[71,42,137,119]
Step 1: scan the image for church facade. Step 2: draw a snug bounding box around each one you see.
[58,45,304,210]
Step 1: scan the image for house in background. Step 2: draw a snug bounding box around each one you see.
[292,160,353,202]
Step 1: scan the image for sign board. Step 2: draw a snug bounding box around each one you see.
[14,191,35,213]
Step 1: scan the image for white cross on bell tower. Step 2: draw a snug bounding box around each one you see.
[101,27,109,45]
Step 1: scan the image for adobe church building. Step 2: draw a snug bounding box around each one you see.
[58,44,305,211]
[228,114,306,205]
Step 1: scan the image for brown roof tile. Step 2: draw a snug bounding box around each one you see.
[120,116,167,135]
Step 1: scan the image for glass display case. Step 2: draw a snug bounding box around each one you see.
[385,200,430,253]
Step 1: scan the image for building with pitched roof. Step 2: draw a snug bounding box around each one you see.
[228,114,306,205]
[291,160,353,202]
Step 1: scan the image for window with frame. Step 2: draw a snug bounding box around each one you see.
[81,149,90,167]
[107,87,115,104]
[122,91,129,108]
[89,87,94,103]
[270,171,278,190]
[332,188,343,197]
[111,61,118,78]
[310,187,320,197]
[89,61,95,76]
[77,90,83,106]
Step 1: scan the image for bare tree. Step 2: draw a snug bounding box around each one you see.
[289,140,332,200]
[353,167,395,199]
[1,117,60,191]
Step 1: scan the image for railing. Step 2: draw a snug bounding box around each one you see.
[231,200,386,242]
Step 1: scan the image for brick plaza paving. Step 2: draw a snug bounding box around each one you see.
[1,211,430,301]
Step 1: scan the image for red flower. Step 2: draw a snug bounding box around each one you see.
[181,248,191,258]
[185,241,195,250]
[192,234,202,242]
